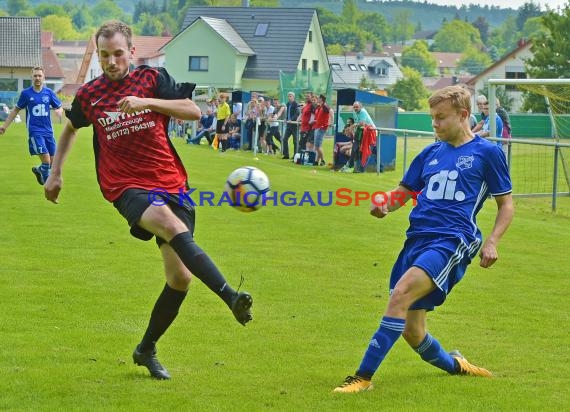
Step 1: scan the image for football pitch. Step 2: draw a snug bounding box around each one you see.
[1,123,568,411]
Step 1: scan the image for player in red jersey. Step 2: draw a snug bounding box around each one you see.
[44,20,253,380]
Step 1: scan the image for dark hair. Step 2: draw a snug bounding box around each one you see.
[319,94,326,102]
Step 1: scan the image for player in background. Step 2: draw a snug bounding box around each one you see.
[44,20,253,380]
[334,85,514,393]
[0,66,63,185]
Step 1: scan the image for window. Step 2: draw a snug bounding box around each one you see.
[0,79,17,91]
[359,64,367,71]
[254,23,269,36]
[312,60,319,73]
[505,71,527,90]
[348,64,358,71]
[23,79,32,89]
[331,63,342,71]
[189,56,208,71]
[302,59,307,71]
[308,30,313,42]
[378,67,387,77]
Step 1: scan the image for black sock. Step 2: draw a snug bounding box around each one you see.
[169,232,236,306]
[139,283,187,352]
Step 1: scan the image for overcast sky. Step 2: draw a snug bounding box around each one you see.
[411,0,568,10]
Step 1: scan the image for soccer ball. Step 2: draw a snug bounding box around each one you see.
[224,166,271,212]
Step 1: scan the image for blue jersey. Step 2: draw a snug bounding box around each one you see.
[401,136,512,245]
[16,86,62,137]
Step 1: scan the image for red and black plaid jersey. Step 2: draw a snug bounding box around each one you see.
[66,66,195,202]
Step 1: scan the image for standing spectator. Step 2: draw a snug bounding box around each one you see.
[297,91,314,153]
[334,85,514,393]
[282,91,300,159]
[479,102,504,149]
[471,95,487,133]
[0,66,63,185]
[313,94,331,166]
[496,98,512,154]
[306,94,318,154]
[44,20,253,381]
[187,109,215,145]
[266,99,284,155]
[244,93,259,150]
[216,93,231,152]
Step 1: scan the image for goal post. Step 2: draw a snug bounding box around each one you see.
[486,79,570,211]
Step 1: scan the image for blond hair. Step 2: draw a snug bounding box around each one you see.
[429,86,471,114]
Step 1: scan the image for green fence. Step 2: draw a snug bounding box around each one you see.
[397,112,567,139]
[279,70,332,103]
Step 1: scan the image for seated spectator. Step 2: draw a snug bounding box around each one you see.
[187,109,215,145]
[227,114,241,150]
[334,117,355,169]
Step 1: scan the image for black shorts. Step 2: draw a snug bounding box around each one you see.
[216,119,226,134]
[300,129,314,145]
[113,188,196,246]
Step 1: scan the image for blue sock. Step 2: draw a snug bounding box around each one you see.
[414,333,457,374]
[356,316,405,379]
[39,163,50,182]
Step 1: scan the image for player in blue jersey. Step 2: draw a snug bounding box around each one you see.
[334,85,514,393]
[0,66,62,185]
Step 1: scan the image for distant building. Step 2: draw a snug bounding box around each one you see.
[329,53,403,91]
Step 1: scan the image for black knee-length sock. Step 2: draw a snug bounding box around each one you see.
[169,232,236,306]
[139,283,187,352]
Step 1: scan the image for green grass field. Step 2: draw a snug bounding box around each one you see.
[1,123,569,411]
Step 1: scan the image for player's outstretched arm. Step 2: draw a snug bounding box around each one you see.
[0,107,21,134]
[118,96,200,121]
[479,193,514,268]
[370,185,416,219]
[45,122,78,204]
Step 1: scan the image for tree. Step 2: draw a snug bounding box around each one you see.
[321,24,367,52]
[516,1,543,32]
[342,0,359,27]
[71,6,93,30]
[526,6,570,79]
[359,12,392,44]
[91,0,128,26]
[34,4,66,17]
[41,15,81,40]
[134,12,164,36]
[472,16,490,44]
[400,40,438,76]
[390,67,430,112]
[316,7,341,27]
[433,20,483,52]
[393,10,414,45]
[522,5,570,113]
[457,46,492,75]
[7,0,31,16]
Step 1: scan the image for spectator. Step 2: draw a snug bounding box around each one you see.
[244,93,259,150]
[282,91,300,159]
[227,113,241,150]
[471,95,487,133]
[216,93,231,152]
[265,99,283,155]
[297,91,314,153]
[479,102,504,149]
[313,94,331,166]
[187,109,215,145]
[340,101,376,173]
[334,117,355,168]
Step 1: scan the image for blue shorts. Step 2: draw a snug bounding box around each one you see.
[314,128,326,148]
[28,134,56,156]
[389,235,481,311]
